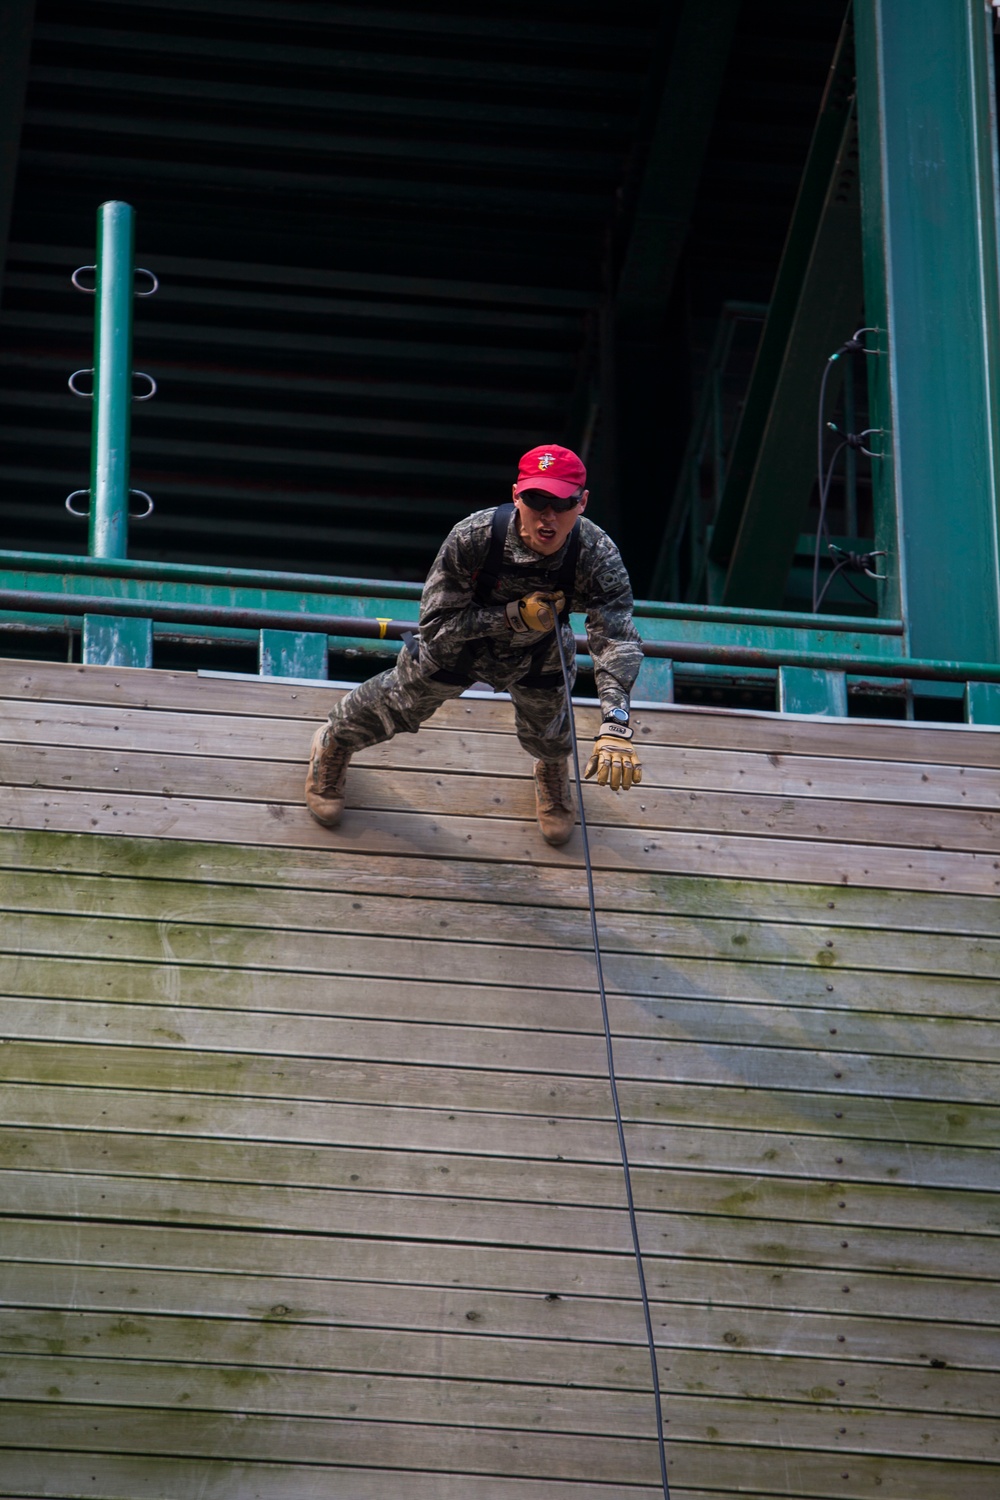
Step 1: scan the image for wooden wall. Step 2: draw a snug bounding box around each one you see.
[0,656,997,1499]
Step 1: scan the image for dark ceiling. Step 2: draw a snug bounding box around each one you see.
[0,0,848,594]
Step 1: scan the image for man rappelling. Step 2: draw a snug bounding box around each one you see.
[305,443,643,845]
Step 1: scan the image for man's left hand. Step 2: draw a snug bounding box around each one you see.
[584,728,642,791]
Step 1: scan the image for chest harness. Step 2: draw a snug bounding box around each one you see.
[427,501,581,689]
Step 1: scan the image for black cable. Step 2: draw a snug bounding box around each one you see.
[813,556,851,614]
[812,436,846,611]
[813,327,882,614]
[841,571,877,608]
[553,622,671,1500]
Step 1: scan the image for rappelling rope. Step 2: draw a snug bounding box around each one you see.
[553,622,671,1500]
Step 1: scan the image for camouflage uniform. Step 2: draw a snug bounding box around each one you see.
[327,506,643,761]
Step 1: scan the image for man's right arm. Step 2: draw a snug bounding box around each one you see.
[417,514,512,669]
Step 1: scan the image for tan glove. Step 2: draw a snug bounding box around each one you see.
[504,590,565,634]
[584,722,642,791]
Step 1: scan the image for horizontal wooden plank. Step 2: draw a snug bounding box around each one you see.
[6,912,999,1013]
[3,949,999,1049]
[3,1038,994,1147]
[5,870,998,980]
[3,1308,996,1417]
[2,1351,997,1460]
[4,1279,995,1379]
[1,1038,995,1140]
[2,1217,993,1328]
[6,786,998,895]
[8,721,1000,813]
[0,1402,996,1493]
[2,1167,997,1275]
[7,864,1000,978]
[5,714,999,851]
[3,996,998,1112]
[4,933,997,1038]
[0,1447,665,1500]
[0,1350,658,1439]
[3,656,999,767]
[0,1444,995,1500]
[3,1080,996,1191]
[0,1400,658,1485]
[5,1123,997,1235]
[2,827,997,937]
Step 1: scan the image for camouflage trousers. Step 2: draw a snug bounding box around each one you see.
[327,641,576,762]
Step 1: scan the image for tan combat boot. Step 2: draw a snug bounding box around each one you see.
[305,725,352,827]
[533,757,575,846]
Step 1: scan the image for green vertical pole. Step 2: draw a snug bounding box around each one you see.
[90,200,135,561]
[82,200,153,668]
[855,0,1000,663]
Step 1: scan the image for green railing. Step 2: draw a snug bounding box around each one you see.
[2,204,998,725]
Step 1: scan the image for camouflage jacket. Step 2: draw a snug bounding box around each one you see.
[417,507,643,712]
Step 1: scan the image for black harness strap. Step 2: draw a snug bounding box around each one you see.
[471,501,518,606]
[430,502,580,688]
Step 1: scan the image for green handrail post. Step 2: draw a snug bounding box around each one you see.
[90,199,134,561]
[80,200,153,667]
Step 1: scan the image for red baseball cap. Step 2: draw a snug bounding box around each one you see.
[515,444,587,500]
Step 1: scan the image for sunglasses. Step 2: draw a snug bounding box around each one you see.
[517,488,583,514]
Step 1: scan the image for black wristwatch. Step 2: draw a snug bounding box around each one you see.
[599,706,632,741]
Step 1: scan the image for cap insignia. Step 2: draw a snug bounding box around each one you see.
[537,453,555,470]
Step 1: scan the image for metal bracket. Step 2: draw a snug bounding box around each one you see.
[67,369,155,400]
[71,264,158,296]
[65,488,154,519]
[67,369,94,397]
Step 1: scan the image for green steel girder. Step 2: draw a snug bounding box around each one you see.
[720,109,864,605]
[709,12,856,574]
[615,0,742,348]
[855,0,1000,660]
[608,0,741,576]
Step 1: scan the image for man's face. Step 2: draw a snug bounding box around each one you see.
[512,484,588,556]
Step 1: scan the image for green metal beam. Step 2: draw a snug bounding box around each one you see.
[615,0,741,347]
[855,0,1000,660]
[709,13,855,570]
[720,111,864,605]
[610,0,741,583]
[0,0,35,308]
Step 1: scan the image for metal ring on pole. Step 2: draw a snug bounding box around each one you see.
[128,489,154,519]
[71,265,97,293]
[67,369,95,398]
[134,268,159,296]
[132,371,157,401]
[65,489,91,516]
